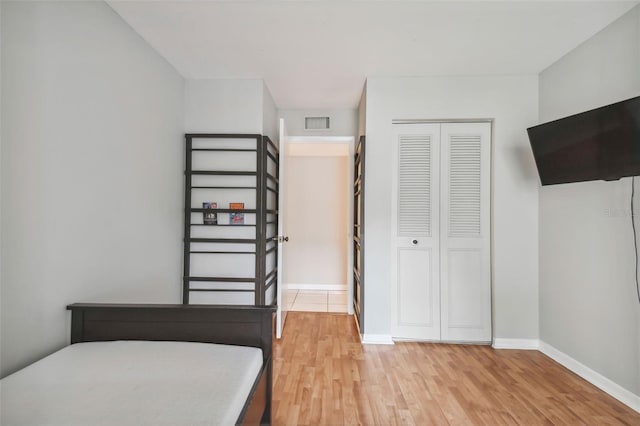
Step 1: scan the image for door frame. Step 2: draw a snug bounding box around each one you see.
[285,135,356,315]
[276,119,288,339]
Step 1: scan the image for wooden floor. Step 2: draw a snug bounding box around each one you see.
[272,312,640,426]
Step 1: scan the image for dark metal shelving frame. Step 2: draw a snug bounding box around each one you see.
[183,134,279,306]
[353,136,365,332]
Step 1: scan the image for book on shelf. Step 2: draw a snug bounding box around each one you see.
[202,202,217,225]
[229,202,245,225]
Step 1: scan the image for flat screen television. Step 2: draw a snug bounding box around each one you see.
[527,95,640,186]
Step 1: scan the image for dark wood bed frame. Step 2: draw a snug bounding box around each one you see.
[67,303,275,426]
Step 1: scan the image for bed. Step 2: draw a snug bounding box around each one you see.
[1,303,275,426]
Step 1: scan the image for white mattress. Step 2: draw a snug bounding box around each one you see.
[0,340,263,426]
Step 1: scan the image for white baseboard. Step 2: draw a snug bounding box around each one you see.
[286,283,346,291]
[492,338,540,350]
[539,341,640,414]
[361,334,395,345]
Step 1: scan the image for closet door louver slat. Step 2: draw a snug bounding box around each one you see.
[398,135,431,237]
[448,135,482,238]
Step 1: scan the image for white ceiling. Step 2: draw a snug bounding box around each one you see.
[108,1,639,109]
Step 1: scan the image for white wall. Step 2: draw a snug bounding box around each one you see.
[539,5,640,396]
[0,3,3,351]
[283,153,349,289]
[278,109,357,137]
[184,79,263,133]
[262,84,278,143]
[0,1,184,377]
[184,78,278,140]
[358,86,366,138]
[364,76,539,338]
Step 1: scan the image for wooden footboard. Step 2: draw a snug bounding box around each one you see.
[67,303,275,425]
[240,360,270,425]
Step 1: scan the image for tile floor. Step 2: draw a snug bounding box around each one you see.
[284,289,348,313]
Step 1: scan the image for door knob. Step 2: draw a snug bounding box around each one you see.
[411,239,418,245]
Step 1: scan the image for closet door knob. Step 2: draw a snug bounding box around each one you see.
[411,239,418,245]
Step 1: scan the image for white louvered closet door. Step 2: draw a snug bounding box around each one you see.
[440,123,491,342]
[391,122,491,343]
[391,124,441,340]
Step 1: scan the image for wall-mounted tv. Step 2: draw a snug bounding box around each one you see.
[527,95,640,186]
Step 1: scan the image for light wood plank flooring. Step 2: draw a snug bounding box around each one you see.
[273,312,640,425]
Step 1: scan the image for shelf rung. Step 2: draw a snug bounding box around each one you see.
[190,171,257,176]
[265,268,278,282]
[266,174,279,184]
[266,151,278,164]
[192,186,257,190]
[191,148,257,152]
[190,208,257,214]
[190,224,256,227]
[189,288,255,293]
[265,246,277,255]
[264,136,279,154]
[189,238,256,244]
[190,251,256,254]
[186,133,260,139]
[187,276,256,283]
[265,277,277,290]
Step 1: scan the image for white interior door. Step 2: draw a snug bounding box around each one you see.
[276,118,288,339]
[440,122,492,342]
[391,124,442,340]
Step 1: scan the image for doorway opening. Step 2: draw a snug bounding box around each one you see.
[281,136,355,316]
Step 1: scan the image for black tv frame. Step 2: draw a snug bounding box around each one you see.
[528,95,640,186]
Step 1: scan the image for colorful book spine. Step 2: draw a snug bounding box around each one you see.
[229,202,245,225]
[202,202,217,225]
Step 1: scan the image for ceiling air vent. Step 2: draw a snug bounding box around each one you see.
[305,116,330,130]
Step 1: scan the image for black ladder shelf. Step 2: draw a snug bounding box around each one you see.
[353,135,365,331]
[183,134,280,306]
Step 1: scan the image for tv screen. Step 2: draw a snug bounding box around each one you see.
[527,96,640,186]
